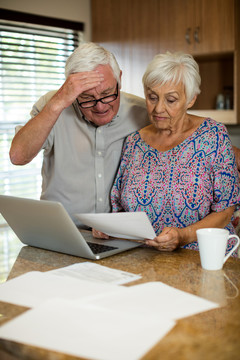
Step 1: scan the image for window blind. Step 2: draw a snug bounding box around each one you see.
[0,18,82,225]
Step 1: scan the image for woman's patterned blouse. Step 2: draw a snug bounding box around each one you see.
[111,118,240,256]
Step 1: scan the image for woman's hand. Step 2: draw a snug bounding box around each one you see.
[92,228,109,239]
[145,227,181,251]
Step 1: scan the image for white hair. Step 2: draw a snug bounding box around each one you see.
[142,52,201,104]
[65,42,121,84]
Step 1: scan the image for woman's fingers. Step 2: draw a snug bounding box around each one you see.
[92,228,109,239]
[145,227,180,251]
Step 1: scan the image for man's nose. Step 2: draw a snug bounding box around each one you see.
[94,100,108,110]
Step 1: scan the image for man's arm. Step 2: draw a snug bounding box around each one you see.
[9,71,104,165]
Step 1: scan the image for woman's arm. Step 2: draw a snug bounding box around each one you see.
[145,206,235,251]
[233,145,240,174]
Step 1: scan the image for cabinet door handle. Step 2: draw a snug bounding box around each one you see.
[194,27,200,43]
[185,27,191,44]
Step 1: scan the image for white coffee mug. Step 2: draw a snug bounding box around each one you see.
[196,228,240,271]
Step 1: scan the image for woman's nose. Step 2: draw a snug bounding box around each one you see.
[154,100,165,113]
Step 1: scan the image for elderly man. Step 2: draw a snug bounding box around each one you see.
[9,43,148,225]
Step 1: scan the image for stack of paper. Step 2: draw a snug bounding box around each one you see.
[0,262,218,360]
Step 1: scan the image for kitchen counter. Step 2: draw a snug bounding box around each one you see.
[0,244,240,360]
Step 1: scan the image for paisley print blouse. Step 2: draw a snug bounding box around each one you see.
[111,118,240,256]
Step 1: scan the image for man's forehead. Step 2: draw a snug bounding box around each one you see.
[81,83,115,97]
[82,66,116,97]
[95,63,113,74]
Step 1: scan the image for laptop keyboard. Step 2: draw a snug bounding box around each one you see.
[87,242,118,254]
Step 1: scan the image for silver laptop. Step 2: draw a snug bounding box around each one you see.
[0,195,141,260]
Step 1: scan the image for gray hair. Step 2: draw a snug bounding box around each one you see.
[65,42,121,85]
[142,52,201,104]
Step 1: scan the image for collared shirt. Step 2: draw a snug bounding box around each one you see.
[30,90,148,225]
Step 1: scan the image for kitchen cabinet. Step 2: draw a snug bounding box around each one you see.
[198,0,234,54]
[158,0,234,55]
[92,0,240,124]
[157,0,237,123]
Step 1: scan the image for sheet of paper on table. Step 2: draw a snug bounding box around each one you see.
[78,281,219,320]
[48,262,142,285]
[0,270,125,308]
[0,297,176,360]
[0,280,218,360]
[75,211,156,240]
[0,262,141,308]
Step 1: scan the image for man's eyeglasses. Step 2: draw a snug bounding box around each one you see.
[77,83,118,109]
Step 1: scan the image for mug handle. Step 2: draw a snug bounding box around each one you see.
[223,235,240,263]
[224,272,239,299]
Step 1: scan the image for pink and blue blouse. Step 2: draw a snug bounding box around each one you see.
[111,118,240,256]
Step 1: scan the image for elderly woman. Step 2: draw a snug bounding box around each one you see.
[108,52,240,256]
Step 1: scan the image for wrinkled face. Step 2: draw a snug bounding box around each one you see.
[145,81,196,130]
[77,64,121,127]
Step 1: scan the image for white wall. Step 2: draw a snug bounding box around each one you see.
[0,0,91,41]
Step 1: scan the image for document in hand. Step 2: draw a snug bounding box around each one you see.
[75,212,156,240]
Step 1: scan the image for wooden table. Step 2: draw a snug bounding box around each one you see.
[0,244,240,360]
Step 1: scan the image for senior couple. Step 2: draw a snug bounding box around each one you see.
[10,43,240,256]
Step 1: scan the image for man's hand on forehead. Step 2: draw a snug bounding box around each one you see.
[70,70,104,95]
[53,71,104,110]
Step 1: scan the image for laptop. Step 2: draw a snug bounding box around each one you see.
[0,195,141,260]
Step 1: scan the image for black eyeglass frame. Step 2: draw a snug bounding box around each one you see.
[77,83,119,109]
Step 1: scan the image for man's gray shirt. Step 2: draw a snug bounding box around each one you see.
[30,90,148,225]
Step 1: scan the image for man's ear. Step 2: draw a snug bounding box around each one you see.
[187,95,198,109]
[119,70,122,89]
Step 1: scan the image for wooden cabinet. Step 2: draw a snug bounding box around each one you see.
[158,0,234,55]
[157,0,237,124]
[92,0,160,97]
[198,0,234,54]
[92,0,240,124]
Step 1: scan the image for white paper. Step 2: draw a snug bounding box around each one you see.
[49,262,142,285]
[0,298,175,360]
[75,211,156,240]
[79,281,219,320]
[0,277,219,360]
[0,271,125,308]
